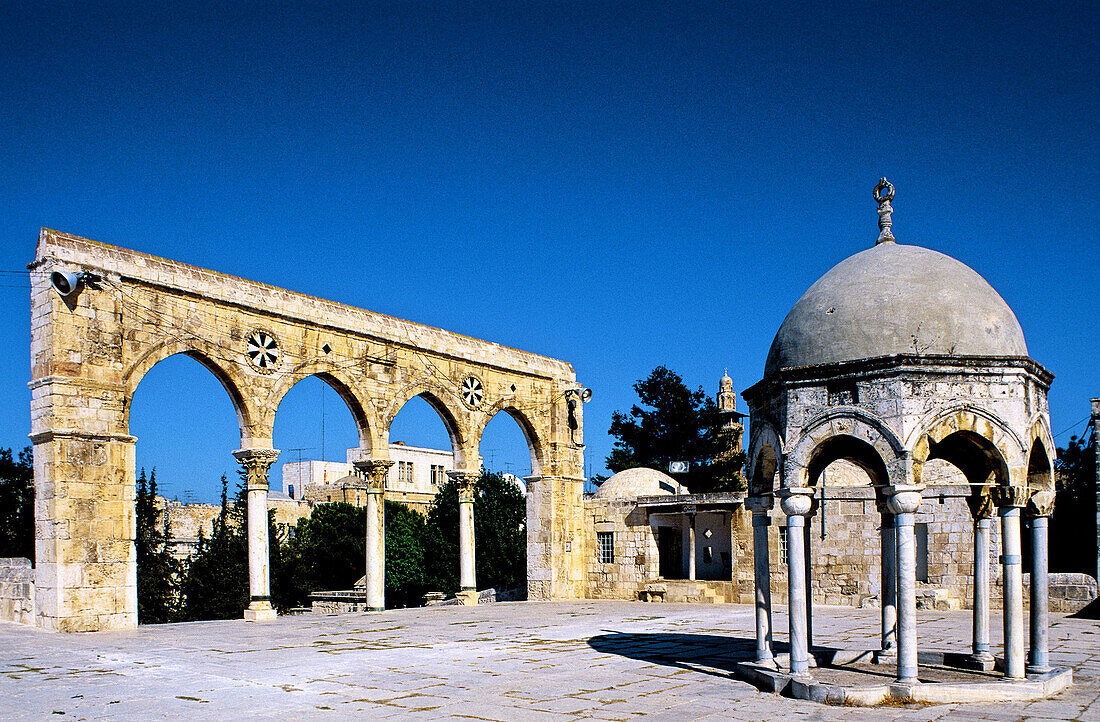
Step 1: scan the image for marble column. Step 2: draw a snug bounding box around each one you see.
[967,492,995,665]
[994,485,1030,680]
[448,471,480,598]
[887,485,924,684]
[876,498,897,657]
[233,448,280,622]
[746,496,775,664]
[1027,490,1055,674]
[354,458,394,612]
[687,510,697,581]
[779,487,814,675]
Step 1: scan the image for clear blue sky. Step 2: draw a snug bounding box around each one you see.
[1,2,1096,502]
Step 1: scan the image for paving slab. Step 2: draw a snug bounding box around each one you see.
[1,601,1097,720]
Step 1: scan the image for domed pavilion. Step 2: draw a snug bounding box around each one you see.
[740,180,1062,700]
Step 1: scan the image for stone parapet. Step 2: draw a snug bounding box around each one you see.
[0,558,35,625]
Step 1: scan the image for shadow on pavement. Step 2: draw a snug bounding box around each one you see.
[587,632,780,679]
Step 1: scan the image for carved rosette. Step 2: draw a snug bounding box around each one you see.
[233,448,281,491]
[1025,489,1055,518]
[447,470,479,502]
[992,485,1031,509]
[353,459,394,494]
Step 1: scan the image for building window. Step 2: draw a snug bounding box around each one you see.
[395,460,414,485]
[778,526,788,565]
[597,531,614,564]
[430,464,445,486]
[915,523,929,583]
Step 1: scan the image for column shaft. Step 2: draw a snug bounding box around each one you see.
[365,490,385,611]
[751,507,774,663]
[687,514,697,581]
[895,512,918,683]
[972,517,993,661]
[880,512,897,654]
[1027,516,1051,673]
[234,448,279,621]
[1000,507,1026,679]
[786,514,809,674]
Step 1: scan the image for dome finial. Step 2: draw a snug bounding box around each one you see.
[873,177,895,245]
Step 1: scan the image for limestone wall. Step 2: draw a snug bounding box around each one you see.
[0,558,35,625]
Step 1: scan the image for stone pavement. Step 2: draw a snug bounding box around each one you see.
[1,601,1098,721]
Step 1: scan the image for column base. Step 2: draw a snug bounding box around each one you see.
[1026,664,1052,675]
[456,590,479,606]
[244,603,277,622]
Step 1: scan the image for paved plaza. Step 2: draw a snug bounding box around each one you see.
[1,601,1098,720]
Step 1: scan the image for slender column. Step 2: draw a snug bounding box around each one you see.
[967,492,994,664]
[804,498,817,650]
[354,458,394,612]
[1027,490,1055,674]
[746,496,775,664]
[233,448,280,622]
[994,485,1030,680]
[448,471,480,596]
[779,488,814,675]
[887,485,923,684]
[687,510,697,581]
[876,498,897,656]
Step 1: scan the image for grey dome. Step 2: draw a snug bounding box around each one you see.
[764,242,1027,377]
[594,467,685,499]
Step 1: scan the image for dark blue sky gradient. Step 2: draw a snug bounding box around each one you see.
[2,2,1097,501]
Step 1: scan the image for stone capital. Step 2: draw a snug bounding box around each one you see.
[233,448,280,490]
[745,495,774,514]
[966,489,995,520]
[1025,489,1055,518]
[777,487,814,517]
[352,459,394,492]
[991,485,1030,509]
[447,470,480,502]
[884,485,923,515]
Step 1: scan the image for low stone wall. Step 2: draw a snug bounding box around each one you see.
[309,590,368,614]
[0,558,34,625]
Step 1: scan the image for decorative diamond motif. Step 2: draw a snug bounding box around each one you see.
[461,375,484,408]
[246,330,280,371]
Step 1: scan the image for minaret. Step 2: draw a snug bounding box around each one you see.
[716,370,745,458]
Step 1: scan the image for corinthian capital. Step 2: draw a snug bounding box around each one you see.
[446,470,479,502]
[1025,490,1055,518]
[233,448,280,490]
[353,459,395,493]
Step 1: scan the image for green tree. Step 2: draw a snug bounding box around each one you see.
[135,468,181,623]
[1052,431,1097,574]
[422,471,527,597]
[384,500,426,607]
[604,366,745,493]
[0,447,34,561]
[178,474,248,620]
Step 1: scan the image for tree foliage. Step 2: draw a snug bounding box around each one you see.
[135,468,181,624]
[0,447,34,561]
[1051,431,1097,574]
[604,366,745,493]
[422,471,527,597]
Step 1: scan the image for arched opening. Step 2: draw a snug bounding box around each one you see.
[807,435,890,490]
[474,408,537,594]
[1026,438,1053,494]
[750,444,778,496]
[272,375,364,504]
[1025,437,1054,572]
[128,353,247,624]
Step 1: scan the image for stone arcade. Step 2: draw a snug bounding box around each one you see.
[737,180,1070,704]
[28,230,586,631]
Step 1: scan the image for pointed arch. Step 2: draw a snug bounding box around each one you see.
[909,405,1026,488]
[747,420,783,496]
[1025,418,1055,493]
[785,408,906,489]
[265,359,375,454]
[474,403,547,478]
[123,338,255,444]
[386,384,472,468]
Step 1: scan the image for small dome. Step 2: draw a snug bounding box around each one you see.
[765,242,1027,377]
[594,467,685,498]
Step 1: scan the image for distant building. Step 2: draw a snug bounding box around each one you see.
[281,442,472,514]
